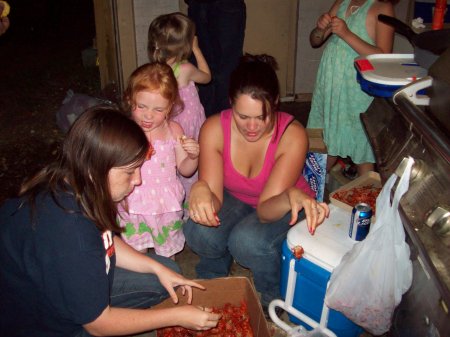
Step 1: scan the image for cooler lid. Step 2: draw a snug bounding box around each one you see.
[355,54,427,86]
[286,204,356,272]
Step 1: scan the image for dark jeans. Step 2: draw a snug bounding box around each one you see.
[75,254,179,337]
[186,0,246,117]
[183,191,304,307]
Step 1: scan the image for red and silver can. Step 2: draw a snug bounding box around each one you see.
[349,202,372,241]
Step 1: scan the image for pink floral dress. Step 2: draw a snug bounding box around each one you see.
[118,137,185,257]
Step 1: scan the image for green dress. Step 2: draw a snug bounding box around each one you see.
[308,0,375,164]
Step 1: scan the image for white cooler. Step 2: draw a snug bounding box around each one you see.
[269,205,363,337]
[354,54,427,98]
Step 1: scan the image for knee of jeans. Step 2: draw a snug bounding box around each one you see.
[183,221,227,257]
[165,257,181,275]
[228,233,263,264]
[150,253,181,275]
[229,230,282,263]
[183,219,198,242]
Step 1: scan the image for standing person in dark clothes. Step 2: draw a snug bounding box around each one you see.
[185,0,246,117]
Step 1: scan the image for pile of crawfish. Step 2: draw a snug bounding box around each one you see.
[157,302,254,337]
[332,184,381,213]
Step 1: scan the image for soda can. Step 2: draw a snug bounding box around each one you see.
[349,202,372,241]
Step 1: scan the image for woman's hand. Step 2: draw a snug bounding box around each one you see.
[189,180,220,227]
[155,265,206,304]
[179,136,200,160]
[286,187,330,235]
[173,305,222,331]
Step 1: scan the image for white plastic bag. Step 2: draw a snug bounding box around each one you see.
[56,90,114,133]
[324,158,414,335]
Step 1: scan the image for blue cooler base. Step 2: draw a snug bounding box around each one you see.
[356,72,426,98]
[281,241,362,337]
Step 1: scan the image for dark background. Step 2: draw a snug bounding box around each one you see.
[0,1,312,205]
[0,0,101,204]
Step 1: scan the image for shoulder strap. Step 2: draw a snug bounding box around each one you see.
[171,62,181,79]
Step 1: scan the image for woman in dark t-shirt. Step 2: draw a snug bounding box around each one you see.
[0,106,220,337]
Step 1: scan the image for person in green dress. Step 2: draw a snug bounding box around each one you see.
[308,0,398,177]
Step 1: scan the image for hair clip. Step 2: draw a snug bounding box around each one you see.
[145,143,155,160]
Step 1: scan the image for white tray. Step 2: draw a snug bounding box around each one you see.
[355,53,427,85]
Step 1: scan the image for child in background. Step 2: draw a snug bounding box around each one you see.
[307,0,397,177]
[119,62,200,258]
[148,12,210,205]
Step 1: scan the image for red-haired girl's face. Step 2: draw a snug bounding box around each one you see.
[131,90,172,135]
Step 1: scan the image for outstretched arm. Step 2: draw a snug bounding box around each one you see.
[114,236,204,305]
[188,115,223,227]
[256,121,329,233]
[84,299,221,336]
[97,238,222,334]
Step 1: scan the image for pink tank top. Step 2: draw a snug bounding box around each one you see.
[221,109,315,208]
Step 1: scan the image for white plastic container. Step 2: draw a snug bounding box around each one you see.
[354,54,427,97]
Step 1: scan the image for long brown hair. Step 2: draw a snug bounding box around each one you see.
[20,105,149,232]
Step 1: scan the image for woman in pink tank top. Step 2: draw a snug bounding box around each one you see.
[184,54,330,314]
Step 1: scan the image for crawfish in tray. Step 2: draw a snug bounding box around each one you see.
[333,184,381,213]
[158,302,254,337]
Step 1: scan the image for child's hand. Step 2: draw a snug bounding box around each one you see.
[179,135,199,160]
[317,13,332,30]
[330,17,350,39]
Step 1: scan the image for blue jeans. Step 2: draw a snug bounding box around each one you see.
[75,254,179,337]
[186,0,246,116]
[183,191,304,307]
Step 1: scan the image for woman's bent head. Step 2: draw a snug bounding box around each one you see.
[20,105,149,232]
[229,54,280,125]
